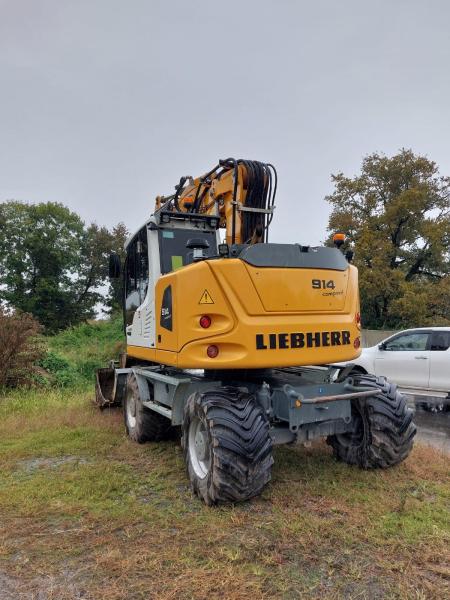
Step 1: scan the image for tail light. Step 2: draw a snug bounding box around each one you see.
[354,337,361,349]
[207,345,219,358]
[199,315,211,329]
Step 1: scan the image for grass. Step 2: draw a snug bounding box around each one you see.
[0,320,448,598]
[0,391,448,599]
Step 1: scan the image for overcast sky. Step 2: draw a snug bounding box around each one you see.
[1,0,449,245]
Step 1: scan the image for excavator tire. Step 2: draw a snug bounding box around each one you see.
[327,374,416,468]
[124,373,172,443]
[182,387,273,505]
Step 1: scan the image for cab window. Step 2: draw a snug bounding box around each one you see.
[158,228,217,274]
[124,227,149,325]
[384,332,429,351]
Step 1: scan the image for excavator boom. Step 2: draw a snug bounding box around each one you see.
[155,159,277,245]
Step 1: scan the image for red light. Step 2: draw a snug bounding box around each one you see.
[207,345,219,358]
[355,312,361,325]
[199,315,211,329]
[354,337,361,349]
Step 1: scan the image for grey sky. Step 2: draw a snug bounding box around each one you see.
[1,0,449,245]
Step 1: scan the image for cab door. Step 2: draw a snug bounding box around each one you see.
[429,331,450,392]
[124,227,151,346]
[374,330,431,389]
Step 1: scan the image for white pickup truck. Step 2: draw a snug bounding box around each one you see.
[335,327,450,408]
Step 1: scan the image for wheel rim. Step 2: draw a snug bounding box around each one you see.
[126,391,137,429]
[188,416,211,479]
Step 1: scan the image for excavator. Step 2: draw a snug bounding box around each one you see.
[96,158,416,505]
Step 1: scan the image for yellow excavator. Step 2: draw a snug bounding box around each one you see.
[96,158,416,505]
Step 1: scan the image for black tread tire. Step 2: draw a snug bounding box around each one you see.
[182,387,273,505]
[124,373,172,443]
[327,374,416,468]
[341,366,367,377]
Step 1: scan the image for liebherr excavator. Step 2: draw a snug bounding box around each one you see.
[96,158,416,505]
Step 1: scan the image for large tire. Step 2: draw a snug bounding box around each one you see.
[328,374,416,468]
[124,373,172,443]
[182,387,273,505]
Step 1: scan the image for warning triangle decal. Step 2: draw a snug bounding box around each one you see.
[199,289,214,305]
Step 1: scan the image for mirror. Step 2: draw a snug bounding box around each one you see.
[378,342,386,351]
[109,252,121,278]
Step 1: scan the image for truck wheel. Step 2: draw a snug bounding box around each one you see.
[182,387,273,505]
[420,401,445,413]
[328,374,416,468]
[124,373,171,443]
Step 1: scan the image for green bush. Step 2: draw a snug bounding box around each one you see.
[38,317,125,389]
[39,351,71,374]
[38,351,78,387]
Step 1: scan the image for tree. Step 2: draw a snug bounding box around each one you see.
[0,201,127,332]
[326,150,450,329]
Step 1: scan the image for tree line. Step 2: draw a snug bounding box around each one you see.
[0,149,449,335]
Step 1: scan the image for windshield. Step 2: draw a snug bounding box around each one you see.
[158,228,217,274]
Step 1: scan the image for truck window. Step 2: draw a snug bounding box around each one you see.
[430,331,450,351]
[384,332,429,351]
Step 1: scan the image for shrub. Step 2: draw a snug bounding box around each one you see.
[38,351,71,374]
[39,317,125,388]
[37,351,78,387]
[0,308,46,387]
